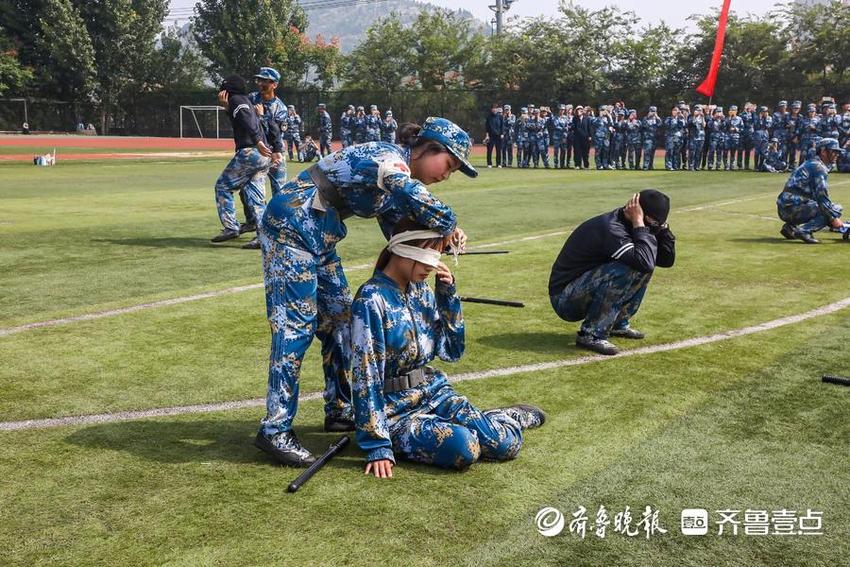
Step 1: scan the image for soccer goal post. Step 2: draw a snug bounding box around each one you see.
[179,105,226,138]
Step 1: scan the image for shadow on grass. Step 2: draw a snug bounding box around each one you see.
[476,331,576,355]
[63,418,495,477]
[64,418,361,468]
[92,237,252,249]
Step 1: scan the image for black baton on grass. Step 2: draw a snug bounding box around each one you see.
[822,375,850,387]
[288,435,350,493]
[445,250,510,256]
[459,296,525,308]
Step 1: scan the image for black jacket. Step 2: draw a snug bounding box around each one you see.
[227,93,272,151]
[486,112,503,137]
[548,208,676,296]
[572,115,592,140]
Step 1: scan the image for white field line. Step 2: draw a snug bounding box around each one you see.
[0,189,797,338]
[3,294,850,432]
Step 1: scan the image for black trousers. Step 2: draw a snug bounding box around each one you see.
[486,137,502,166]
[573,137,590,168]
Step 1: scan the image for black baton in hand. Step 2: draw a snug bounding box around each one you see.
[445,250,510,256]
[459,296,525,308]
[288,434,350,493]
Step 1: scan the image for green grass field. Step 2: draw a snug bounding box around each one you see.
[2,154,849,566]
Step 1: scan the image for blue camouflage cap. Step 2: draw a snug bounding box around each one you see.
[503,104,511,110]
[520,107,528,113]
[254,67,281,82]
[778,100,788,107]
[419,117,477,178]
[758,105,768,112]
[629,109,637,115]
[792,100,802,109]
[816,138,841,152]
[714,106,724,113]
[729,105,738,111]
[807,103,817,111]
[649,106,657,112]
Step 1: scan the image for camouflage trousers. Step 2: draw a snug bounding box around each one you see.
[215,147,269,232]
[689,139,705,170]
[241,164,287,226]
[593,137,610,169]
[390,382,523,470]
[258,182,354,436]
[320,134,332,156]
[642,140,656,169]
[664,137,683,170]
[777,193,843,235]
[550,261,651,340]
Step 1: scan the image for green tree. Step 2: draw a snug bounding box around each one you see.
[193,0,309,86]
[343,13,415,95]
[0,29,33,96]
[408,9,485,89]
[36,0,97,101]
[147,24,207,92]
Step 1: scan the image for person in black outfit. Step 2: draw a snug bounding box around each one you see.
[572,106,592,169]
[549,189,676,355]
[485,102,504,168]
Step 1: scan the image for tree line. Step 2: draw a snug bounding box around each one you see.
[1,0,849,134]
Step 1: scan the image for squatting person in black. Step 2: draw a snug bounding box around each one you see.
[548,189,676,355]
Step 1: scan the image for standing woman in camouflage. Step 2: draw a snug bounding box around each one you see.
[380,110,398,143]
[351,223,545,476]
[254,117,475,467]
[365,104,382,142]
[340,104,355,148]
[317,103,333,157]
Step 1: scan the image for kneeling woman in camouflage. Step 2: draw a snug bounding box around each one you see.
[351,225,545,477]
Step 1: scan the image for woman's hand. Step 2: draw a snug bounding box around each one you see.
[434,261,453,286]
[254,103,264,116]
[445,227,467,253]
[217,90,229,107]
[365,459,394,479]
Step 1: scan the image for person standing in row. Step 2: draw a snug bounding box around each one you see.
[340,105,355,148]
[573,106,592,170]
[501,104,516,167]
[381,110,398,143]
[318,103,333,157]
[485,102,503,168]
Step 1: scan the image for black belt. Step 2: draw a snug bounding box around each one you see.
[384,367,433,394]
[306,164,353,220]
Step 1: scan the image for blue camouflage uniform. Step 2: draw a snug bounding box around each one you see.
[257,118,474,442]
[777,147,842,236]
[753,108,773,170]
[784,102,802,169]
[380,112,398,144]
[284,106,302,161]
[593,108,613,170]
[771,102,789,158]
[819,106,840,146]
[515,109,528,168]
[365,106,382,143]
[663,112,686,170]
[500,106,516,167]
[537,111,552,168]
[641,107,661,170]
[612,111,627,169]
[625,111,643,170]
[837,105,850,147]
[759,139,787,173]
[551,107,570,169]
[318,104,333,156]
[340,106,355,148]
[739,106,756,169]
[688,108,706,171]
[351,270,523,469]
[248,90,287,196]
[706,109,725,170]
[215,86,274,235]
[524,111,544,168]
[354,107,367,144]
[723,107,743,170]
[798,105,821,159]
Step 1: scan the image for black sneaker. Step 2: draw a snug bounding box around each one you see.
[576,334,619,356]
[211,229,239,243]
[239,222,257,234]
[241,237,260,250]
[324,415,355,432]
[254,431,316,467]
[493,404,546,430]
[610,326,645,340]
[797,232,819,244]
[780,224,795,240]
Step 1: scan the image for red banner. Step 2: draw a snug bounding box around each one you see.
[696,0,732,98]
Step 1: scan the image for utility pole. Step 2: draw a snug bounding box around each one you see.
[489,0,516,36]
